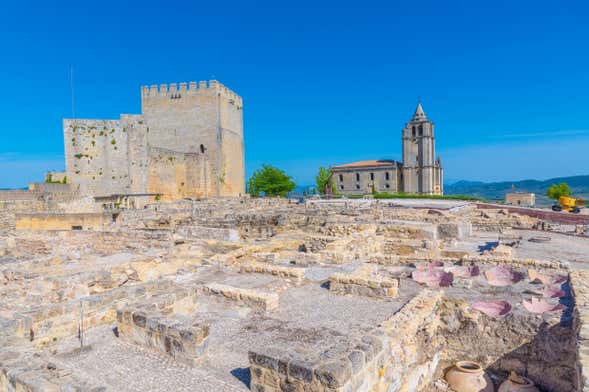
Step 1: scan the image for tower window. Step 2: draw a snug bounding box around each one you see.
[419,125,423,136]
[412,126,416,137]
[356,173,360,182]
[370,173,374,181]
[339,174,343,182]
[385,172,390,180]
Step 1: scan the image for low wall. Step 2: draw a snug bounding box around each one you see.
[239,262,305,285]
[0,280,177,348]
[477,203,589,225]
[116,289,207,366]
[0,200,46,231]
[249,290,443,392]
[0,350,102,391]
[175,225,240,242]
[329,272,398,298]
[15,212,113,231]
[202,283,279,311]
[28,183,73,193]
[571,271,589,391]
[0,190,41,201]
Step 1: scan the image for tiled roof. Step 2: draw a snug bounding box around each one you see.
[332,160,397,169]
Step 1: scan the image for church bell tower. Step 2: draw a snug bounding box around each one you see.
[402,103,443,194]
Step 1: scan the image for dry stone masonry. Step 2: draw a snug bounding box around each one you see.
[0,197,588,391]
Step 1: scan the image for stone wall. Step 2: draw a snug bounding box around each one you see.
[202,283,279,311]
[15,212,113,231]
[147,147,207,201]
[64,117,138,196]
[141,80,244,198]
[329,271,398,298]
[0,200,47,231]
[248,290,443,392]
[571,271,589,391]
[116,289,208,366]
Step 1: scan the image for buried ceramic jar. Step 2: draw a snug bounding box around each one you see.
[445,361,493,392]
[498,372,539,392]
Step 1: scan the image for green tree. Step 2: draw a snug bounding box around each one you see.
[315,166,333,195]
[546,182,571,200]
[248,165,296,197]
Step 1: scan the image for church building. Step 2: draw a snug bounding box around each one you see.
[331,103,443,195]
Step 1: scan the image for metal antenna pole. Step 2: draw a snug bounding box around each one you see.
[79,299,84,348]
[70,66,76,120]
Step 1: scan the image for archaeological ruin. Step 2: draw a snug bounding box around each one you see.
[0,195,588,391]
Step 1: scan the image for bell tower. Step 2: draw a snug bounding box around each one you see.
[402,103,442,194]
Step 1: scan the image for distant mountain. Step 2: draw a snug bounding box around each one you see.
[445,175,589,206]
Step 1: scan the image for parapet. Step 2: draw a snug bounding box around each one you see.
[140,80,242,106]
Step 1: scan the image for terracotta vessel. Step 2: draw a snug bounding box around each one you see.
[498,372,539,392]
[485,266,523,286]
[445,361,493,392]
[472,300,512,318]
[522,297,567,314]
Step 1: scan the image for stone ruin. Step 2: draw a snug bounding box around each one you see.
[0,197,588,391]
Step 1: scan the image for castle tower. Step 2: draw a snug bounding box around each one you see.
[63,80,244,201]
[140,81,245,199]
[402,103,443,194]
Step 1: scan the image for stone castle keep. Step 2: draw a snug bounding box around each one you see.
[63,80,245,201]
[332,103,444,195]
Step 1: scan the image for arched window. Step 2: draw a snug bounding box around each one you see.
[418,125,423,136]
[412,126,416,137]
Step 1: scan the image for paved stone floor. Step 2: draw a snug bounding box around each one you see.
[53,325,247,392]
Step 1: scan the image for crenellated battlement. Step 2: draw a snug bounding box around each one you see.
[141,80,242,105]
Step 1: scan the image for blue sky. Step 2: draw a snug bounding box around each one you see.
[1,0,588,188]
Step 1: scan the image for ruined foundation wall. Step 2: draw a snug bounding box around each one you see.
[436,296,579,392]
[0,200,50,231]
[248,290,443,392]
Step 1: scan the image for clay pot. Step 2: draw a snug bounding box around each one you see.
[498,372,539,392]
[445,361,493,392]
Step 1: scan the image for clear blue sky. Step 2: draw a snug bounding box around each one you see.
[1,0,588,188]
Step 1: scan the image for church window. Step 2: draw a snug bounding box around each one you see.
[385,184,390,188]
[340,185,344,190]
[356,173,360,182]
[412,127,416,137]
[385,172,390,180]
[418,125,423,136]
[356,184,360,190]
[338,174,343,182]
[370,173,374,181]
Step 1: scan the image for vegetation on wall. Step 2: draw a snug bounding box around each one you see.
[45,174,67,184]
[247,164,296,197]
